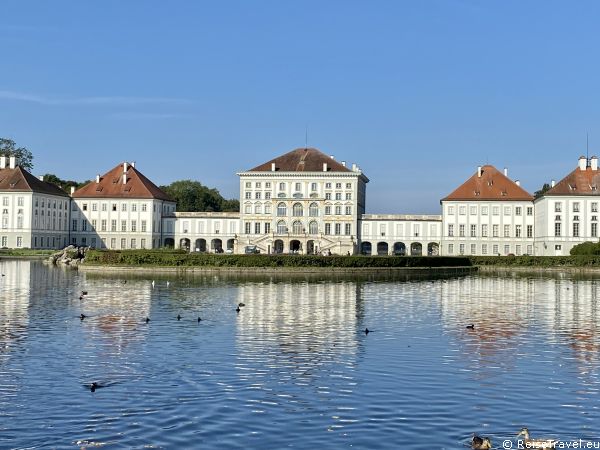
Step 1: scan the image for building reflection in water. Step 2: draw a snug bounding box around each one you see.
[233,281,362,399]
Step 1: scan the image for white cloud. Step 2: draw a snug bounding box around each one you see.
[0,90,192,106]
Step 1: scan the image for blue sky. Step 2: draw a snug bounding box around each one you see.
[2,1,600,213]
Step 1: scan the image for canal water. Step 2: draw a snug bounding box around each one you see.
[1,260,599,449]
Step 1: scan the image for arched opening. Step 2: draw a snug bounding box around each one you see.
[360,241,372,255]
[292,202,303,217]
[427,242,439,256]
[308,220,318,234]
[307,240,315,254]
[277,202,287,216]
[226,238,235,253]
[276,220,287,234]
[377,242,389,256]
[309,202,319,217]
[290,240,301,254]
[211,238,223,253]
[195,238,207,252]
[292,220,303,234]
[274,239,284,254]
[164,238,175,248]
[393,242,406,256]
[180,238,191,252]
[411,242,422,256]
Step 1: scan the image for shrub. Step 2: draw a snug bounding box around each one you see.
[570,241,600,256]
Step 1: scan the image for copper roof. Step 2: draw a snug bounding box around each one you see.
[72,162,173,201]
[442,165,533,202]
[545,165,600,196]
[248,148,352,172]
[0,166,69,197]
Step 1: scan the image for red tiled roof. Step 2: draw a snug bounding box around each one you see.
[72,162,173,201]
[0,166,69,197]
[442,165,533,202]
[545,165,600,196]
[248,148,352,172]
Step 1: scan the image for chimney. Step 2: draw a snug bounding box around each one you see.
[70,186,75,195]
[0,156,6,169]
[271,162,276,171]
[341,161,346,167]
[477,166,482,177]
[515,180,520,186]
[503,167,508,177]
[591,156,598,171]
[352,163,357,171]
[131,161,136,168]
[323,162,328,172]
[579,155,587,170]
[123,162,128,172]
[96,174,100,183]
[9,156,16,169]
[38,175,44,181]
[122,173,127,184]
[551,179,556,188]
[330,155,334,159]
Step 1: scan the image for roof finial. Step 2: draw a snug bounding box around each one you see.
[587,132,589,162]
[305,124,308,150]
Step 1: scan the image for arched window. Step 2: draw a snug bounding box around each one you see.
[292,203,303,217]
[309,221,318,234]
[277,202,287,216]
[277,220,287,234]
[292,220,303,234]
[309,202,319,217]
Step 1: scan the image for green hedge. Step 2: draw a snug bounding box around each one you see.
[570,241,600,256]
[84,250,472,268]
[0,249,55,256]
[469,255,600,267]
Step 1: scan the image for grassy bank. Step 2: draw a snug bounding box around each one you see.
[469,255,600,267]
[0,249,55,257]
[84,249,472,268]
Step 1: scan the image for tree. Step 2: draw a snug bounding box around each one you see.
[160,180,239,212]
[42,173,90,193]
[534,182,551,199]
[0,138,34,170]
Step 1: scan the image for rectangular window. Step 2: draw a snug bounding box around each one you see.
[141,238,146,249]
[515,207,522,216]
[593,223,598,238]
[112,203,117,211]
[346,183,351,189]
[141,203,147,212]
[470,244,476,255]
[448,206,454,215]
[130,238,136,249]
[555,222,561,237]
[335,223,341,235]
[516,245,522,256]
[72,219,77,231]
[335,183,341,189]
[121,203,127,212]
[481,224,488,237]
[279,182,286,190]
[492,206,499,216]
[2,197,8,206]
[265,192,271,199]
[254,222,261,234]
[92,203,97,211]
[504,244,510,255]
[515,224,522,237]
[111,220,117,231]
[264,222,271,234]
[110,238,116,249]
[325,182,331,189]
[493,244,499,255]
[481,206,488,215]
[459,244,465,255]
[527,207,533,216]
[255,182,261,188]
[527,224,533,238]
[459,206,466,215]
[345,223,351,235]
[131,203,137,212]
[335,193,342,200]
[470,224,476,237]
[255,192,261,199]
[482,244,488,255]
[120,238,126,249]
[592,202,598,213]
[325,206,331,215]
[470,206,477,215]
[311,182,317,191]
[245,182,251,188]
[448,224,454,237]
[141,220,147,232]
[245,222,251,234]
[459,224,465,237]
[504,206,511,215]
[345,206,351,215]
[555,202,562,212]
[504,225,510,237]
[16,236,22,247]
[101,219,107,231]
[493,224,499,237]
[335,206,342,215]
[325,223,331,235]
[346,193,352,200]
[101,203,107,212]
[573,202,580,212]
[17,197,24,206]
[448,244,454,254]
[121,220,127,232]
[527,245,532,255]
[82,203,88,211]
[325,193,331,200]
[245,192,251,199]
[82,220,87,231]
[573,222,579,237]
[131,220,137,232]
[265,182,271,189]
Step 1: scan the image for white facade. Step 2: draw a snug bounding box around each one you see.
[237,158,368,255]
[441,200,535,256]
[164,211,239,253]
[358,214,442,256]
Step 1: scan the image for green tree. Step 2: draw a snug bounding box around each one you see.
[160,180,239,212]
[534,182,551,199]
[42,173,90,193]
[0,138,34,170]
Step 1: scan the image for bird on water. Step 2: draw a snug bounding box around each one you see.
[466,324,475,330]
[145,317,150,323]
[90,382,99,392]
[236,306,241,313]
[238,302,245,307]
[80,314,86,321]
[364,328,370,335]
[471,435,492,449]
[177,314,181,321]
[197,317,202,323]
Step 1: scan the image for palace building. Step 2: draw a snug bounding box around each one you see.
[2,147,599,256]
